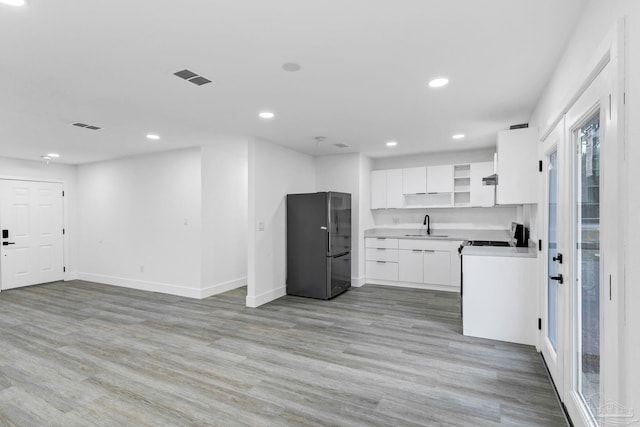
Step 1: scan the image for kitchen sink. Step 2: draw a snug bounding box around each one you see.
[403,234,448,238]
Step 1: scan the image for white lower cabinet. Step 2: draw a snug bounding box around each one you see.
[423,250,450,285]
[367,238,461,290]
[398,250,423,283]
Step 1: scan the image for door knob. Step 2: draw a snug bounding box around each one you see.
[550,274,564,284]
[2,242,15,246]
[553,253,563,264]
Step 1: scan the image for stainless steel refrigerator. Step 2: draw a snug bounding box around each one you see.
[286,192,351,299]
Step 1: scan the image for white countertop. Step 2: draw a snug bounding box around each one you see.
[364,228,512,242]
[461,245,537,258]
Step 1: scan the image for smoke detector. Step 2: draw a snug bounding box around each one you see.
[282,62,301,72]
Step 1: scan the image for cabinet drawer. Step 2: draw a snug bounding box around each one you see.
[365,238,399,249]
[366,248,398,262]
[399,239,451,251]
[366,261,398,281]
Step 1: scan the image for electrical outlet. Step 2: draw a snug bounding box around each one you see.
[258,221,265,231]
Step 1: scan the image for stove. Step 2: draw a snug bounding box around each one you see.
[466,240,512,247]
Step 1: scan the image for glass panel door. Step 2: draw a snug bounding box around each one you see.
[575,112,601,418]
[540,119,565,400]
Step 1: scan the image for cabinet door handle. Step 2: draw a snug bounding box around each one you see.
[412,249,422,252]
[423,250,435,253]
[376,261,386,264]
[377,248,386,251]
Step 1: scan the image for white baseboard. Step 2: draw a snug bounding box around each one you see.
[351,276,366,288]
[245,286,286,308]
[64,271,79,281]
[201,277,246,298]
[365,279,460,293]
[77,272,202,299]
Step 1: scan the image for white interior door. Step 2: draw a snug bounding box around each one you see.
[541,118,566,399]
[0,180,64,290]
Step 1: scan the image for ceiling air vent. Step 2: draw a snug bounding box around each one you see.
[72,122,102,130]
[334,143,349,148]
[173,69,213,86]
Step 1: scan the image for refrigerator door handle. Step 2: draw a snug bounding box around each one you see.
[327,193,332,255]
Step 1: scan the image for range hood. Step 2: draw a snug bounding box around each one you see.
[482,152,498,185]
[482,174,498,186]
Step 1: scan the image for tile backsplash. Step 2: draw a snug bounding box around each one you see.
[372,206,520,230]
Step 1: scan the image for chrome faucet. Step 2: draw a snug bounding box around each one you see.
[423,214,431,235]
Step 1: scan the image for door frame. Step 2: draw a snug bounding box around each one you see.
[540,118,566,399]
[0,177,69,289]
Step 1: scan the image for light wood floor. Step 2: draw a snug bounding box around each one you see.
[0,281,567,426]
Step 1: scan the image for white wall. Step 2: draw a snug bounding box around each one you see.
[246,138,315,307]
[77,148,203,298]
[0,156,79,279]
[315,153,361,284]
[201,140,248,297]
[358,155,375,286]
[373,148,495,170]
[530,0,639,418]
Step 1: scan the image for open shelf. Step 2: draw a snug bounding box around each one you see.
[454,164,471,179]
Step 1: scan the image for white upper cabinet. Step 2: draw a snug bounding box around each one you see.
[386,169,404,208]
[426,165,454,193]
[371,170,387,209]
[371,169,404,209]
[496,128,539,205]
[470,162,495,207]
[402,167,427,194]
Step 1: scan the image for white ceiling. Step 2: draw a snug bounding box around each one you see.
[0,0,586,165]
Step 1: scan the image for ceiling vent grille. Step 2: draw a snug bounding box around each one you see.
[173,69,213,86]
[72,122,102,130]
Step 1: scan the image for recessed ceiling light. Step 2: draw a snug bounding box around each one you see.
[452,134,465,140]
[386,141,398,147]
[428,77,449,88]
[0,0,26,6]
[259,111,275,119]
[47,153,60,158]
[146,134,160,140]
